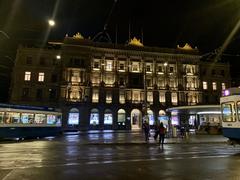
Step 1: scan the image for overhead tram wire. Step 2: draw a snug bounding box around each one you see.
[92,0,118,43]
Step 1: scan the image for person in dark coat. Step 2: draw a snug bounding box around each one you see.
[143,120,150,142]
[159,122,166,146]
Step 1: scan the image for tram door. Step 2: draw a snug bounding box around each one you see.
[131,109,142,130]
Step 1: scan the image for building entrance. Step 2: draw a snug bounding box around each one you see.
[131,109,142,130]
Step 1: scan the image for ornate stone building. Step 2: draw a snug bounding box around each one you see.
[9,34,231,130]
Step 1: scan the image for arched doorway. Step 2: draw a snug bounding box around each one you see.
[131,109,142,130]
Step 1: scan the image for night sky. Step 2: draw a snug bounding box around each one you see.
[1,0,240,54]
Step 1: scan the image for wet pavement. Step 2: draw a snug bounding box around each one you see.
[0,131,239,180]
[63,130,228,145]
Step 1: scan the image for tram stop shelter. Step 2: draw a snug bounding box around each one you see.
[166,105,221,135]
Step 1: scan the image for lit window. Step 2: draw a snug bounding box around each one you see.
[119,63,125,71]
[93,61,100,70]
[158,66,163,74]
[106,61,113,71]
[171,92,178,105]
[24,71,31,81]
[38,72,45,82]
[92,89,99,103]
[71,71,80,82]
[159,92,165,103]
[147,92,153,103]
[106,92,112,103]
[132,62,139,72]
[146,65,151,72]
[212,82,217,90]
[119,91,125,104]
[203,81,207,90]
[221,83,226,90]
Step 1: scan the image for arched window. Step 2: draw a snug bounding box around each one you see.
[90,108,99,125]
[104,109,113,125]
[68,108,79,125]
[117,109,126,124]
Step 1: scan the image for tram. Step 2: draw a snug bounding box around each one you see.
[220,88,240,144]
[0,103,62,139]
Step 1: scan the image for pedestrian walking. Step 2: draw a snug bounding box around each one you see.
[143,120,150,142]
[159,122,166,146]
[154,121,160,140]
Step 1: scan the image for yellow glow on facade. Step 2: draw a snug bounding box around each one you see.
[73,32,84,39]
[129,37,144,47]
[177,43,197,50]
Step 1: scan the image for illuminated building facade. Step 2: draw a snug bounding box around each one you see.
[9,34,231,130]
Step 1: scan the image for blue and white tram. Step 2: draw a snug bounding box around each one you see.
[220,88,240,144]
[0,103,62,139]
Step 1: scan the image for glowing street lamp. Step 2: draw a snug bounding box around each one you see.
[48,19,55,27]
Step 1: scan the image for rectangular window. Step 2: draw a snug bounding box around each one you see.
[92,89,99,103]
[203,81,207,90]
[237,101,240,121]
[119,63,125,71]
[26,56,32,65]
[93,61,100,69]
[221,102,235,122]
[211,70,216,75]
[21,113,34,124]
[212,82,217,90]
[5,112,21,124]
[0,112,4,124]
[158,66,163,73]
[51,74,57,83]
[22,88,30,98]
[146,65,151,72]
[221,83,226,90]
[119,77,125,86]
[38,72,45,82]
[106,61,113,71]
[24,72,31,81]
[132,62,139,72]
[171,92,178,105]
[36,89,43,100]
[34,114,46,124]
[49,89,57,100]
[71,71,80,82]
[40,57,45,65]
[106,91,112,103]
[119,91,125,104]
[159,92,165,103]
[169,66,174,73]
[147,92,153,103]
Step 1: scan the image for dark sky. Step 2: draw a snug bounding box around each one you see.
[1,0,240,54]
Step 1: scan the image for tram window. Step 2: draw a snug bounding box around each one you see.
[5,112,21,123]
[34,114,46,124]
[47,115,57,125]
[221,103,236,122]
[21,113,34,124]
[0,112,4,123]
[236,102,240,121]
